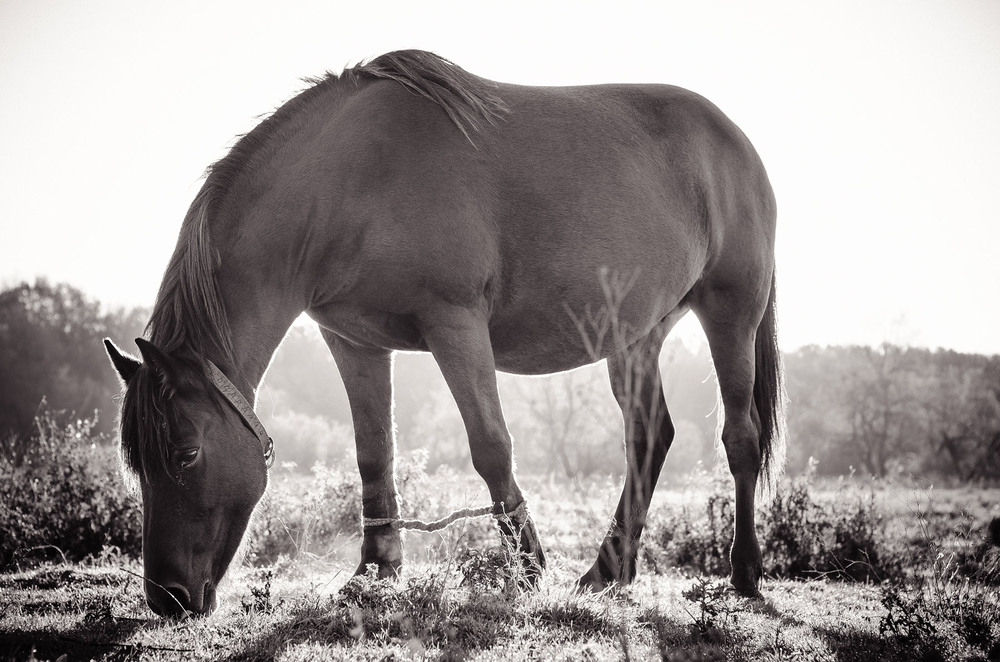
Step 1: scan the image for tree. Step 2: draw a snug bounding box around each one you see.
[911,350,1000,481]
[0,280,146,439]
[502,366,622,480]
[839,344,923,476]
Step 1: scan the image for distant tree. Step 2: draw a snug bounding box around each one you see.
[406,384,472,471]
[501,366,621,480]
[911,350,1000,481]
[0,280,146,439]
[837,344,923,476]
[258,324,350,422]
[783,345,853,474]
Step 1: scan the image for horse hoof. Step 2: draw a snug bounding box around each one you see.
[351,560,402,581]
[729,580,763,600]
[576,564,616,594]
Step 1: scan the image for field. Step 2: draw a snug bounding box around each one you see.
[2,454,999,662]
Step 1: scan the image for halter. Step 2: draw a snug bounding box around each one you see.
[206,360,275,468]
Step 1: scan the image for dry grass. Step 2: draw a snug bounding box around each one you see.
[2,470,998,660]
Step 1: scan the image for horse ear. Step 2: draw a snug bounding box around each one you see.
[134,338,178,383]
[104,338,141,384]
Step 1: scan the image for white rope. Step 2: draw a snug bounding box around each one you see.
[363,500,529,533]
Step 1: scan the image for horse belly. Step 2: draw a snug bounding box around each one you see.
[488,259,697,376]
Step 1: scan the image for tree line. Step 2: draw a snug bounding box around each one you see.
[2,280,997,483]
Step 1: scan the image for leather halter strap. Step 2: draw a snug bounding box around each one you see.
[206,360,274,468]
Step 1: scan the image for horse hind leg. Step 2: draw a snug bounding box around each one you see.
[322,329,403,579]
[692,277,777,597]
[579,321,675,591]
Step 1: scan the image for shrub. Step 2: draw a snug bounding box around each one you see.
[0,410,141,567]
[644,463,898,582]
[246,459,362,564]
[760,470,894,582]
[880,554,1000,660]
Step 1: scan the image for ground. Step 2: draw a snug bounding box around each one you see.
[2,474,998,661]
[0,554,990,661]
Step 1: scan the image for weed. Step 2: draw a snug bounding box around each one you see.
[646,462,900,584]
[681,577,744,642]
[457,543,531,598]
[241,569,283,615]
[879,550,1000,659]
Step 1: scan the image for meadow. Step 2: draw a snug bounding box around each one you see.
[2,415,999,661]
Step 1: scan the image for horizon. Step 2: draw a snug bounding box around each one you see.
[2,1,999,355]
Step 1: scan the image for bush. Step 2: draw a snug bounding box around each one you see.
[247,460,363,565]
[644,463,899,582]
[0,410,141,567]
[879,551,1000,660]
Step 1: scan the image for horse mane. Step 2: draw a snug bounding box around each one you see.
[119,356,204,481]
[348,50,508,145]
[145,187,234,363]
[145,50,504,361]
[127,50,502,478]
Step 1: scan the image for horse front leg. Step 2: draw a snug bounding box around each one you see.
[420,307,546,585]
[323,330,403,579]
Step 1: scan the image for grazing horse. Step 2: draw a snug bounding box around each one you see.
[104,50,783,616]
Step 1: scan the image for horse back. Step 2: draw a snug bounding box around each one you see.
[292,79,775,372]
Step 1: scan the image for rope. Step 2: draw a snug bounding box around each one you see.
[363,501,529,533]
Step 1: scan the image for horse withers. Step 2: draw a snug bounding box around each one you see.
[104,50,783,616]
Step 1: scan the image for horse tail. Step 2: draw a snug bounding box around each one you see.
[754,268,786,492]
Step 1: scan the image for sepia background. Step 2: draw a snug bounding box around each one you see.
[2,3,999,659]
[2,0,997,480]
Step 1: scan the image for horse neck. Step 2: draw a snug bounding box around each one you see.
[214,278,302,407]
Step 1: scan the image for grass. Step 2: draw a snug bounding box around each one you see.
[3,557,985,661]
[2,470,998,661]
[2,417,997,660]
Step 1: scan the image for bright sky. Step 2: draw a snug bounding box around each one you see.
[1,1,998,354]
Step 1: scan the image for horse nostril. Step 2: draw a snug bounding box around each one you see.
[203,582,218,614]
[145,582,192,617]
[165,586,192,612]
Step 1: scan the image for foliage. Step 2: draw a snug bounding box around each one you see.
[3,280,999,483]
[257,409,354,471]
[783,344,1000,479]
[0,279,146,439]
[456,539,534,598]
[879,550,1000,659]
[647,474,735,578]
[645,464,900,583]
[1,458,999,660]
[0,409,141,567]
[246,460,363,565]
[681,577,744,642]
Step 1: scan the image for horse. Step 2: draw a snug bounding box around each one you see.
[103,50,783,616]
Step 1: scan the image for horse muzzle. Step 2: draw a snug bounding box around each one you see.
[145,578,218,616]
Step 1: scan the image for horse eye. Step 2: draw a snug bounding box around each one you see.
[177,448,200,468]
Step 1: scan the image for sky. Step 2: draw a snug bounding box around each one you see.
[1,0,998,354]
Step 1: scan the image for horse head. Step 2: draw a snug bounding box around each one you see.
[104,338,268,616]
